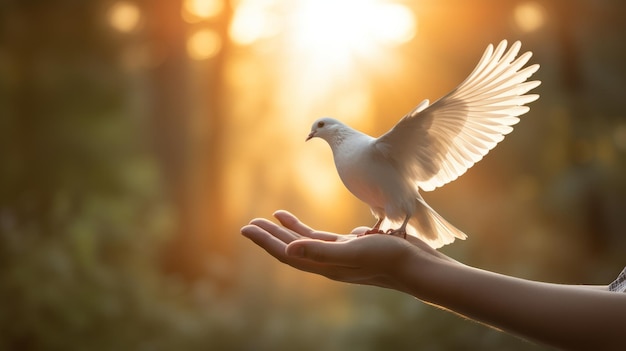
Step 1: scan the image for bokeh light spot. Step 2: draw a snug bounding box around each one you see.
[108,1,141,33]
[187,29,222,60]
[182,0,224,23]
[514,2,546,33]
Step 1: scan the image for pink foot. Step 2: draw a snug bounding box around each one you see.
[356,228,385,237]
[386,228,407,239]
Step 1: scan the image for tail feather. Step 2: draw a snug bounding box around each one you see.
[384,197,467,249]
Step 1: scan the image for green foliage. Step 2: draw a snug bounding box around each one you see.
[0,2,183,349]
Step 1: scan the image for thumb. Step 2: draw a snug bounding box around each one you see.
[286,239,355,265]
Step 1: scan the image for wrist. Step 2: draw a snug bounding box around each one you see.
[393,246,463,301]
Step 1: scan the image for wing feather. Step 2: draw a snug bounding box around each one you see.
[375,40,540,191]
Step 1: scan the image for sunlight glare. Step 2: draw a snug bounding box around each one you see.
[368,3,417,44]
[187,29,222,60]
[226,1,417,207]
[108,1,141,33]
[514,2,546,33]
[229,0,280,45]
[290,0,416,64]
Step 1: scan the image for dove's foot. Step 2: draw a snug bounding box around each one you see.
[357,228,385,237]
[386,228,407,239]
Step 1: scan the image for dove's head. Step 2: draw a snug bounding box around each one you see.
[306,117,346,143]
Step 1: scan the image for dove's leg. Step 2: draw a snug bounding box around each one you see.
[361,217,385,235]
[387,215,410,239]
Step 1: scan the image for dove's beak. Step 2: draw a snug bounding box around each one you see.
[305,131,315,141]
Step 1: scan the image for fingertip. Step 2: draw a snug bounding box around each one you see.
[248,218,259,225]
[240,224,257,238]
[249,218,271,226]
[274,211,300,228]
[273,210,294,221]
[241,223,255,231]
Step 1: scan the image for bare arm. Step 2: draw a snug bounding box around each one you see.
[395,256,625,350]
[241,210,626,350]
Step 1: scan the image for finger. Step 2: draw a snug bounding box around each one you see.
[241,224,291,261]
[274,210,343,242]
[351,226,370,235]
[273,210,314,235]
[305,231,344,242]
[249,218,301,243]
[243,225,360,279]
[285,239,358,267]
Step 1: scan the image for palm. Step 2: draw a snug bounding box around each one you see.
[241,210,453,288]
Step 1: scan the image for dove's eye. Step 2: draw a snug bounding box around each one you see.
[317,121,325,128]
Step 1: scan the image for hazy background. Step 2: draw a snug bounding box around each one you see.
[1,0,626,350]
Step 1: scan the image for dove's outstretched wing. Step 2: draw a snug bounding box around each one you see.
[375,40,541,191]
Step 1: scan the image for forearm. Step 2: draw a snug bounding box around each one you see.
[395,255,626,349]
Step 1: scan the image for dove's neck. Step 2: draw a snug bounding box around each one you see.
[326,127,372,155]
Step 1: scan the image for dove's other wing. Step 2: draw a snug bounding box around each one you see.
[375,40,541,191]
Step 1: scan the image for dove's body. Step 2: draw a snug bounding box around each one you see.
[312,119,463,247]
[327,128,413,222]
[307,40,541,248]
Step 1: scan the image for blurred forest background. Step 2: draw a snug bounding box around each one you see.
[1,0,626,350]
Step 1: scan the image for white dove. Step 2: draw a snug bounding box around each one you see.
[305,40,541,248]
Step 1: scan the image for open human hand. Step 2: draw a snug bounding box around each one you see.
[243,211,626,350]
[241,210,456,290]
